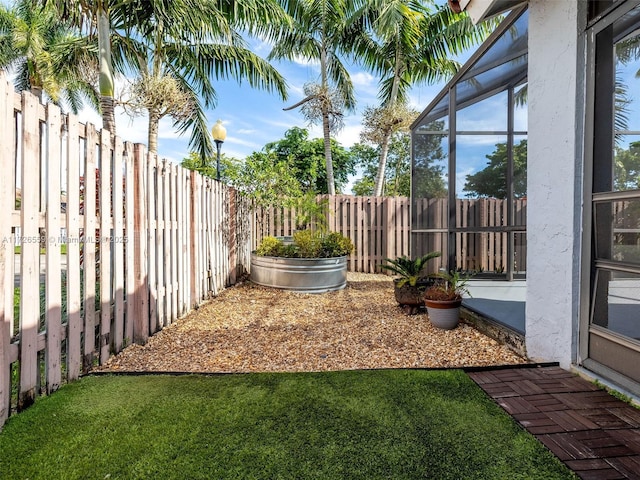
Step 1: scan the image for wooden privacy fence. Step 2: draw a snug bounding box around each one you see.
[254,195,412,273]
[256,195,527,274]
[0,77,252,428]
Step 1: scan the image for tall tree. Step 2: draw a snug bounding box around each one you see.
[413,120,447,199]
[120,0,289,159]
[351,130,411,197]
[0,0,97,112]
[352,0,489,196]
[38,0,290,157]
[269,0,362,195]
[358,103,416,195]
[463,140,528,199]
[264,126,356,194]
[614,141,640,191]
[38,0,119,134]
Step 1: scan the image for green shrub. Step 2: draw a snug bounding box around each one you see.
[320,231,354,258]
[292,230,323,258]
[255,230,353,258]
[255,236,284,257]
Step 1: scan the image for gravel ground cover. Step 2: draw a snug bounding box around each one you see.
[95,273,529,373]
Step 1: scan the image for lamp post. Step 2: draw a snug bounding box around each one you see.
[211,119,227,181]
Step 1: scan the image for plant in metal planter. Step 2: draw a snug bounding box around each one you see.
[251,230,354,293]
[379,252,441,314]
[424,270,472,330]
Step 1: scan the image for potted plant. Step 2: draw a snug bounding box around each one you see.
[379,252,441,314]
[251,229,354,293]
[424,270,472,329]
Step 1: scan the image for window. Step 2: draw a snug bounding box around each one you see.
[587,1,640,378]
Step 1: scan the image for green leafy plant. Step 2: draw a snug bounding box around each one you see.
[319,231,354,258]
[379,252,441,287]
[425,270,473,302]
[255,236,284,257]
[291,192,329,231]
[255,230,353,259]
[292,229,323,257]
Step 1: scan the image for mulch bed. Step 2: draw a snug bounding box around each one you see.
[94,273,529,374]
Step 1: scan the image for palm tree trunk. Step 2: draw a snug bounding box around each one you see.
[374,130,391,196]
[97,6,115,136]
[375,43,403,197]
[322,110,335,195]
[148,109,160,155]
[319,40,335,195]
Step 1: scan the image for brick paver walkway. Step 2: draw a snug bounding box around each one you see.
[468,366,640,480]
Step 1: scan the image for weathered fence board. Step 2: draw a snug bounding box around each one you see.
[147,154,158,335]
[65,114,82,382]
[45,104,62,394]
[18,92,41,410]
[99,129,112,365]
[112,138,125,352]
[83,123,97,372]
[0,72,13,425]
[132,144,149,344]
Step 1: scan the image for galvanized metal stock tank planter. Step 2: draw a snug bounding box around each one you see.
[250,253,348,294]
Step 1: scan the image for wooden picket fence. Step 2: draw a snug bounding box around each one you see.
[254,195,412,273]
[255,195,527,275]
[0,77,252,427]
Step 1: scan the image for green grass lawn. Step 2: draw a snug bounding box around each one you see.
[0,369,576,480]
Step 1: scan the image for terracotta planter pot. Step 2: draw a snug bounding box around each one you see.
[424,298,462,330]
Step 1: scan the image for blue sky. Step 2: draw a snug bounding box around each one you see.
[78,37,453,167]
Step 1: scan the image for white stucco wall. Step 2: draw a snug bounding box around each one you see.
[525,0,586,367]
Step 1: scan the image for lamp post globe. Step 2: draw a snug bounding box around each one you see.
[211,119,227,180]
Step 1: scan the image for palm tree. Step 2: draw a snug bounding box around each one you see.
[0,0,97,112]
[269,0,363,195]
[36,0,117,134]
[119,0,289,159]
[352,0,489,196]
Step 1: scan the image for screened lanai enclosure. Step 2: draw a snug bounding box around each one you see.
[410,6,528,332]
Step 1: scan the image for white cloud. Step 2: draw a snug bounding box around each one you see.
[336,123,362,148]
[291,55,320,68]
[288,83,306,99]
[351,71,376,88]
[227,135,263,150]
[455,166,475,196]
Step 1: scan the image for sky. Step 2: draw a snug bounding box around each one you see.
[77,37,453,172]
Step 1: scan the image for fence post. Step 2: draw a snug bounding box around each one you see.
[0,75,13,426]
[228,187,237,285]
[18,91,40,410]
[385,197,395,264]
[45,103,62,392]
[98,129,113,364]
[189,173,198,308]
[169,164,178,319]
[112,138,125,354]
[82,124,98,372]
[66,114,82,381]
[132,143,149,344]
[147,153,158,334]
